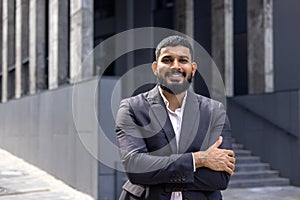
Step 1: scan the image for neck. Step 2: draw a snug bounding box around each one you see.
[162,89,186,112]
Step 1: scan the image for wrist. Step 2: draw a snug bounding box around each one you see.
[193,151,207,168]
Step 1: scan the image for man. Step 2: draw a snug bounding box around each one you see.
[116,35,235,200]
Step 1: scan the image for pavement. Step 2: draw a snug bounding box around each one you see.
[1,147,300,200]
[0,148,95,200]
[222,186,300,200]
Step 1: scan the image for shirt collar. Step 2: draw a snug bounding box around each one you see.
[158,86,187,112]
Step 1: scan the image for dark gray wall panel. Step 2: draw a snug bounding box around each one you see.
[98,77,126,199]
[227,92,300,185]
[0,79,99,198]
[232,90,299,137]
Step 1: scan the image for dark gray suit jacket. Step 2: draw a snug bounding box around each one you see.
[116,86,232,200]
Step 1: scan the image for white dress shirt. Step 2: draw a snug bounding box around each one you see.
[159,87,186,200]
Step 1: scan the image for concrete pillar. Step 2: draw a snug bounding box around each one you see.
[15,0,29,99]
[2,0,15,102]
[29,0,47,94]
[70,0,94,83]
[49,0,69,90]
[211,0,234,97]
[248,0,274,93]
[175,0,194,37]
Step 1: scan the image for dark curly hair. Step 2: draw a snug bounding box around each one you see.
[155,35,194,60]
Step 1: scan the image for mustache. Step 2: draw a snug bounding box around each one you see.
[165,70,186,77]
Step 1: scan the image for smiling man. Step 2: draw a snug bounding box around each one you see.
[116,35,235,200]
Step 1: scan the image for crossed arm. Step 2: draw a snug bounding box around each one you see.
[193,136,235,175]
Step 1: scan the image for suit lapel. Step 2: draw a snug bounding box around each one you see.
[147,86,177,153]
[178,90,200,153]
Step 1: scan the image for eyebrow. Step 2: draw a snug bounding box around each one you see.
[179,55,190,60]
[160,55,190,60]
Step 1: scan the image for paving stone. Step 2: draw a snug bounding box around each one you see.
[0,148,94,200]
[222,186,300,200]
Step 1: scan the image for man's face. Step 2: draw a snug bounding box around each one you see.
[152,45,197,95]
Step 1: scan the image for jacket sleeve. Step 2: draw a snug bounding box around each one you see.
[189,103,232,191]
[116,99,195,185]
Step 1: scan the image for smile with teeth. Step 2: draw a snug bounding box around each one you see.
[166,72,185,82]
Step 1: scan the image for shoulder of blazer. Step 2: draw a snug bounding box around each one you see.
[194,93,224,110]
[126,86,162,108]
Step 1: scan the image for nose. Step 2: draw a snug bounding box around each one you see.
[170,59,181,71]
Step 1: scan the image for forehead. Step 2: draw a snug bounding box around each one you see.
[158,45,191,59]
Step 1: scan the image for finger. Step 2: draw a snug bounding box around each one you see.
[212,136,223,148]
[228,164,235,175]
[225,150,235,157]
[228,156,236,164]
[227,168,234,176]
[225,154,236,165]
[225,167,234,175]
[227,161,235,170]
[222,149,234,157]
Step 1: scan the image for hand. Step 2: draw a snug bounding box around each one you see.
[193,136,236,175]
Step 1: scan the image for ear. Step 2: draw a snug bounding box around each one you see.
[152,61,158,76]
[191,62,197,77]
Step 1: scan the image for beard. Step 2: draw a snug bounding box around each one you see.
[157,71,193,95]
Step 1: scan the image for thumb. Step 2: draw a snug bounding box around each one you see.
[212,136,223,148]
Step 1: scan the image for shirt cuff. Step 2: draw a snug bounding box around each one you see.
[192,153,196,172]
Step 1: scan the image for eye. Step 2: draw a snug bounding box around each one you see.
[162,58,172,63]
[180,59,188,64]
